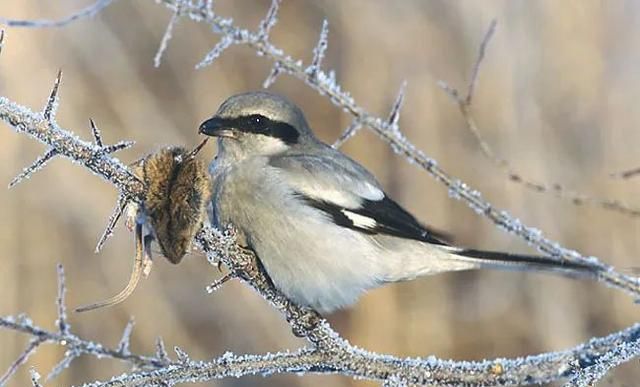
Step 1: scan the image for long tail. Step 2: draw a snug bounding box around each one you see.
[75,223,151,313]
[444,245,601,279]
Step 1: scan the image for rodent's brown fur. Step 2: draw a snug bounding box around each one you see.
[136,146,210,264]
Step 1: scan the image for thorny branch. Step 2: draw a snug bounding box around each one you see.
[1,1,639,386]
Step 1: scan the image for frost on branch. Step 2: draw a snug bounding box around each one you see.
[332,118,363,148]
[8,148,57,188]
[257,0,281,42]
[306,20,329,80]
[154,0,184,67]
[94,193,129,253]
[196,35,235,69]
[117,317,136,356]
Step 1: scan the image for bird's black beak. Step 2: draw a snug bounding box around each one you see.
[199,116,236,138]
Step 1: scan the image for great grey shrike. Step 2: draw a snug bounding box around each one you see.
[199,91,597,313]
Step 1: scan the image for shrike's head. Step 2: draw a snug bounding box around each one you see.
[199,92,315,158]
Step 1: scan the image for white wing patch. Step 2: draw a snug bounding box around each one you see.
[341,209,377,229]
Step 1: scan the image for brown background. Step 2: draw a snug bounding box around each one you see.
[1,1,639,386]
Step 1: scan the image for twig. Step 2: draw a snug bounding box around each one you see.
[563,340,640,387]
[154,0,183,68]
[0,338,43,387]
[0,267,170,386]
[437,21,640,218]
[95,194,130,253]
[0,0,116,28]
[117,318,135,356]
[55,264,70,336]
[611,166,640,180]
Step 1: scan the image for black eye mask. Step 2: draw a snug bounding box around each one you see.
[200,114,300,145]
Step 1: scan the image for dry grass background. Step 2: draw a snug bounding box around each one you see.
[1,1,640,386]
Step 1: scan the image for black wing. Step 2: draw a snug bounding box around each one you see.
[298,193,449,246]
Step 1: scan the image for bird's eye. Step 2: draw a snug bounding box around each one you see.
[247,115,268,131]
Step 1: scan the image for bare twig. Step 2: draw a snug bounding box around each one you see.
[466,20,496,105]
[117,317,135,356]
[55,264,70,336]
[306,19,329,79]
[611,166,640,180]
[0,266,169,386]
[95,194,130,253]
[0,338,43,387]
[154,0,183,68]
[256,0,281,42]
[8,148,57,188]
[437,21,640,218]
[0,0,116,28]
[332,118,363,148]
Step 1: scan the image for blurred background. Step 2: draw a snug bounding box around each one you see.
[1,1,640,386]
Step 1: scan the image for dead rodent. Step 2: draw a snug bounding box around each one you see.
[76,139,210,312]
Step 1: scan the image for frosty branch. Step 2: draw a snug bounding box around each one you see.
[1,1,640,386]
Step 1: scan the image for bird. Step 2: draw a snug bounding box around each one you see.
[199,91,600,314]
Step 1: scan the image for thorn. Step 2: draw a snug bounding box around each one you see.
[0,338,43,386]
[102,140,135,154]
[196,35,234,69]
[9,149,58,189]
[387,81,407,128]
[263,61,282,89]
[307,19,329,78]
[205,272,234,294]
[43,69,62,122]
[466,19,497,105]
[188,137,209,159]
[45,350,78,382]
[89,118,103,147]
[332,119,363,148]
[174,346,190,364]
[257,0,281,42]
[611,167,640,180]
[0,30,5,55]
[154,0,183,68]
[117,317,135,355]
[437,80,461,103]
[155,337,170,363]
[95,194,129,253]
[55,264,70,336]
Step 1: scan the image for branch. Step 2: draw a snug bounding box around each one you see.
[437,21,640,218]
[0,0,116,28]
[611,166,640,180]
[0,266,169,386]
